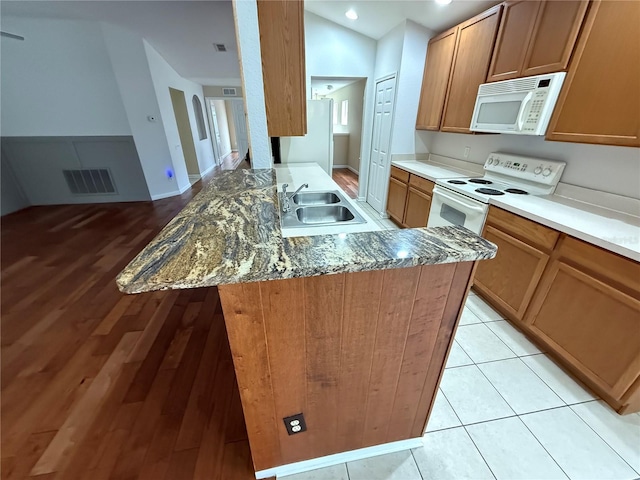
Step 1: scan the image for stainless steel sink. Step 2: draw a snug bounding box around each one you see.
[280,189,367,229]
[292,192,340,205]
[296,205,355,224]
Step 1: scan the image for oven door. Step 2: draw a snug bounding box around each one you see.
[428,186,488,235]
[470,91,533,133]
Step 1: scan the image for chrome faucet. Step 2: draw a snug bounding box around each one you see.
[281,183,309,213]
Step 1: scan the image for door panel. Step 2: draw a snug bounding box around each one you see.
[231,100,249,159]
[527,261,640,399]
[403,188,431,228]
[367,77,397,212]
[441,6,502,133]
[522,0,589,77]
[474,226,549,321]
[487,0,541,82]
[416,28,458,130]
[386,177,408,225]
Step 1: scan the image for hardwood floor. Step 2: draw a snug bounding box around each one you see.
[216,152,244,172]
[332,168,359,199]
[1,171,254,479]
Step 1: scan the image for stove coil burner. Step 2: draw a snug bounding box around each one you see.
[505,188,529,195]
[475,188,505,195]
[468,178,492,185]
[447,180,467,185]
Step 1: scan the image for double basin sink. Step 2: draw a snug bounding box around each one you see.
[279,190,367,229]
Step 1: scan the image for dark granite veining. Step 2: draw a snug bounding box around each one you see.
[116,169,496,294]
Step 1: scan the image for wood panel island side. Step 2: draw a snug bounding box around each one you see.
[116,169,497,478]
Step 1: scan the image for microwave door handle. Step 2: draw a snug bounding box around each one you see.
[434,188,486,213]
[517,92,534,131]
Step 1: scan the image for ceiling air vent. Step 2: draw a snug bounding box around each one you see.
[63,169,117,195]
[214,43,227,52]
[222,87,237,96]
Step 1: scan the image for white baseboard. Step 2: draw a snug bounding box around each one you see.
[333,165,360,176]
[201,163,216,176]
[150,189,182,201]
[254,437,423,479]
[188,174,200,185]
[332,164,349,169]
[347,166,359,175]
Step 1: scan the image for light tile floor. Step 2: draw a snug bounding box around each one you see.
[356,201,398,231]
[281,292,640,480]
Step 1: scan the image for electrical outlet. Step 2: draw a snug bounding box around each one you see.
[464,146,470,159]
[283,413,307,435]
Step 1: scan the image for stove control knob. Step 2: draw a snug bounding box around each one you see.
[534,166,543,175]
[542,168,552,177]
[487,158,493,165]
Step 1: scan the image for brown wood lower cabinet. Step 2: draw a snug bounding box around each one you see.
[219,262,475,471]
[386,168,434,228]
[404,188,432,228]
[387,177,408,225]
[474,225,550,321]
[475,206,640,413]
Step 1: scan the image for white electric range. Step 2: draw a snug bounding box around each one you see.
[427,153,566,234]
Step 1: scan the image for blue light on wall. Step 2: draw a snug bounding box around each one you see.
[165,168,174,179]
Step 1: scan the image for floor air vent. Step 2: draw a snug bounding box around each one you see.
[63,169,116,195]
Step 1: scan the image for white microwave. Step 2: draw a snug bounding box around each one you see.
[470,72,566,135]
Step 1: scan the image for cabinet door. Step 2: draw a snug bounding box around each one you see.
[487,1,542,82]
[546,1,640,147]
[416,28,458,130]
[387,177,408,225]
[403,187,431,228]
[474,225,549,321]
[257,0,307,137]
[441,5,502,133]
[521,1,589,77]
[526,260,640,400]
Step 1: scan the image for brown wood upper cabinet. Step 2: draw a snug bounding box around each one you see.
[546,0,640,147]
[416,28,458,130]
[487,1,588,82]
[257,0,307,137]
[440,5,502,133]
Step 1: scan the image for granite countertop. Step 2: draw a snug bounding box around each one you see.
[116,169,497,294]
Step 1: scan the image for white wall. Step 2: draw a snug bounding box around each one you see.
[392,21,434,155]
[305,12,377,197]
[232,0,271,169]
[213,100,232,157]
[1,153,29,215]
[101,22,179,200]
[325,79,367,173]
[1,16,130,137]
[422,131,640,199]
[373,21,405,80]
[144,40,216,191]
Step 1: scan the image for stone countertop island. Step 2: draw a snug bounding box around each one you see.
[116,167,497,479]
[116,168,496,293]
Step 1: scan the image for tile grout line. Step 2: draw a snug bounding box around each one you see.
[461,424,498,480]
[568,402,640,476]
[516,413,573,479]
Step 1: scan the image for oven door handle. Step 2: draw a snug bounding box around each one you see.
[433,186,486,213]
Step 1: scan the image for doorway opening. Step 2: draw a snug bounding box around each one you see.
[205,97,249,170]
[311,76,367,199]
[169,87,201,185]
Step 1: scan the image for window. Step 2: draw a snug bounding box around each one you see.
[341,100,349,126]
[332,101,339,125]
[192,95,207,140]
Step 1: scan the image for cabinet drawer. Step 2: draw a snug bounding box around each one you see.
[486,206,559,252]
[390,166,410,183]
[557,236,640,298]
[408,175,434,195]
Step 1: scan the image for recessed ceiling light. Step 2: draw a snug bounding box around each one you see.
[345,9,358,20]
[435,0,453,4]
